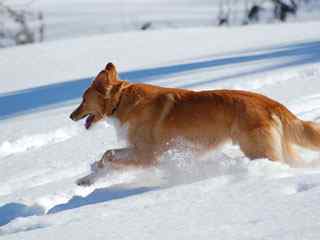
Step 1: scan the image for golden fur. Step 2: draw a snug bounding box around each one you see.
[70,63,320,185]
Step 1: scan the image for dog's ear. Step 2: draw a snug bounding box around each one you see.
[105,62,119,84]
[93,63,119,95]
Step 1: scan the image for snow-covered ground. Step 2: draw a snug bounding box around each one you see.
[1,21,320,239]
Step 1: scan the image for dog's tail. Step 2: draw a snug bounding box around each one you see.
[285,118,320,150]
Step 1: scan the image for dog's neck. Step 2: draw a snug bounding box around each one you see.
[112,82,146,124]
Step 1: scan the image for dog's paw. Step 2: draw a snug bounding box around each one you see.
[90,159,112,173]
[90,161,99,173]
[76,174,95,186]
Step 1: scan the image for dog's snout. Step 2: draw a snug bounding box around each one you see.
[70,107,81,121]
[70,113,75,121]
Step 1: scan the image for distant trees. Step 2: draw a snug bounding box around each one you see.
[218,0,302,26]
[0,1,44,48]
[217,0,231,26]
[272,0,297,22]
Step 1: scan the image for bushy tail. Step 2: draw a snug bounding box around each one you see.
[287,120,320,150]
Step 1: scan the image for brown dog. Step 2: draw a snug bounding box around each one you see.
[70,63,320,185]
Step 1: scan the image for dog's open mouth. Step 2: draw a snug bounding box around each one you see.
[85,114,95,129]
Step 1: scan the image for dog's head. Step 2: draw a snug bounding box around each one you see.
[70,63,125,129]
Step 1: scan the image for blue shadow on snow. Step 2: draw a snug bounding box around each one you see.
[0,202,44,227]
[0,186,155,227]
[48,186,156,214]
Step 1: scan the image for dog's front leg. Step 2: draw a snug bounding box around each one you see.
[99,148,134,168]
[77,147,152,186]
[94,147,153,170]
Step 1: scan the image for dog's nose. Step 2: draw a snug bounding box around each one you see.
[70,106,81,121]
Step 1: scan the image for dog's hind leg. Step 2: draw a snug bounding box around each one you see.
[238,126,284,162]
[282,140,302,166]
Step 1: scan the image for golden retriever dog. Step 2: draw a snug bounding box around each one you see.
[70,63,320,185]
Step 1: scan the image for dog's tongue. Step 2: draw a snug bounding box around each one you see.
[85,115,95,129]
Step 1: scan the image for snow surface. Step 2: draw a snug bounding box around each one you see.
[1,21,320,239]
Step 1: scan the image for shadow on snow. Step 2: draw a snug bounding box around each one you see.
[0,186,156,227]
[0,202,43,227]
[47,186,156,214]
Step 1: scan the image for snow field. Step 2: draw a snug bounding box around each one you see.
[0,21,320,239]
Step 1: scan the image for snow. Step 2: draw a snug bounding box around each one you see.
[1,18,320,240]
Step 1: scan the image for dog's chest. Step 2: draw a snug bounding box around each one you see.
[105,117,129,144]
